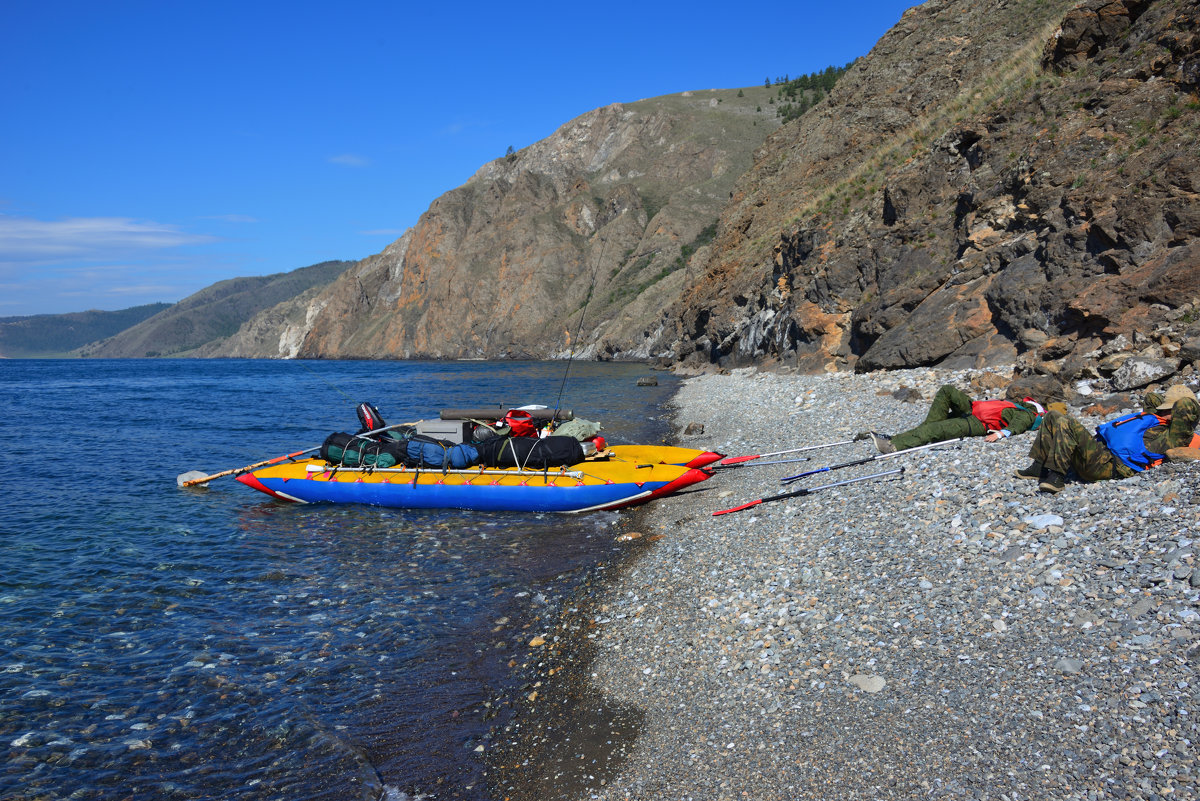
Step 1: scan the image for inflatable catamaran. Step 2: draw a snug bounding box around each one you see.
[230,404,721,513]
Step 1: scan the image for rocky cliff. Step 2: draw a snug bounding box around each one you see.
[222,0,1200,386]
[282,89,781,360]
[672,0,1200,384]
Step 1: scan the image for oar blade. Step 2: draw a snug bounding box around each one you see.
[177,471,210,488]
[712,498,763,516]
[717,454,760,466]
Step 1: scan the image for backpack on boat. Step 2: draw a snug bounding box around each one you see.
[502,409,539,438]
[474,435,584,469]
[320,432,407,468]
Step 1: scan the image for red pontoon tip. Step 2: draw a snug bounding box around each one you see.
[684,451,724,469]
[236,472,297,502]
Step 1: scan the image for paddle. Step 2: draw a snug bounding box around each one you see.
[777,438,965,484]
[717,438,857,466]
[711,456,811,469]
[177,421,412,488]
[712,468,905,516]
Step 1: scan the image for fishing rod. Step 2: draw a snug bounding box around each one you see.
[777,438,965,484]
[712,468,905,516]
[296,359,356,402]
[717,438,858,466]
[552,235,609,424]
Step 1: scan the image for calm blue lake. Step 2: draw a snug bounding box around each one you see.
[0,359,677,800]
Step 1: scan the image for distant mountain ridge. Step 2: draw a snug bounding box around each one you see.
[0,304,170,357]
[77,260,353,358]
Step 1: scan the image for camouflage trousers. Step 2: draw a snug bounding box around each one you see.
[892,385,985,451]
[1027,410,1134,482]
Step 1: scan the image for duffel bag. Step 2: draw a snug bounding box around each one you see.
[402,435,479,469]
[474,436,584,469]
[319,432,405,468]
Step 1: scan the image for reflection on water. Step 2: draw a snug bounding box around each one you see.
[0,359,675,799]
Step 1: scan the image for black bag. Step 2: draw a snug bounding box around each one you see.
[474,436,584,469]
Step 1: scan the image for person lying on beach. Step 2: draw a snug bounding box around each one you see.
[859,384,1045,454]
[1016,385,1200,493]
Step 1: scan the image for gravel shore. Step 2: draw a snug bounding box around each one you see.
[563,366,1200,801]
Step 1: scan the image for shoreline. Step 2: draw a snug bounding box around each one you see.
[497,365,1199,800]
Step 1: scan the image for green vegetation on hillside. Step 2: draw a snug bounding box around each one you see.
[606,220,719,305]
[0,304,171,358]
[769,63,856,123]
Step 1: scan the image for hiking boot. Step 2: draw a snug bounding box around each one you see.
[1038,470,1065,493]
[870,433,895,455]
[853,431,872,441]
[1014,460,1043,481]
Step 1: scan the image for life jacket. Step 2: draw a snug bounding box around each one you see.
[970,399,1017,430]
[1095,413,1168,472]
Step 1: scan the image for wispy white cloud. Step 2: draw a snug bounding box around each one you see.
[329,153,370,167]
[0,215,217,265]
[0,262,201,314]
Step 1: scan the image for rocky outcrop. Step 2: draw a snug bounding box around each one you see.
[245,90,782,360]
[669,0,1200,383]
[217,0,1200,386]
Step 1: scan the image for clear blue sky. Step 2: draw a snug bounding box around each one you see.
[0,0,916,317]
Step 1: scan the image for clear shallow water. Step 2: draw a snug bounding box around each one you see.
[0,359,676,800]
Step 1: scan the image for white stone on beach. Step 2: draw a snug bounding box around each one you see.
[849,674,886,693]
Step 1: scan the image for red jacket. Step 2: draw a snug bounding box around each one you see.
[970,399,1017,430]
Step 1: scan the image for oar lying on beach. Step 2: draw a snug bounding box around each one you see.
[777,438,966,484]
[712,468,905,516]
[711,455,812,469]
[716,438,857,467]
[177,422,413,488]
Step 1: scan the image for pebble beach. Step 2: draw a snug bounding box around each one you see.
[500,366,1200,801]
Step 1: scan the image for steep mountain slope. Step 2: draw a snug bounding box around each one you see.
[79,260,353,357]
[670,0,1200,379]
[0,304,170,358]
[243,88,783,360]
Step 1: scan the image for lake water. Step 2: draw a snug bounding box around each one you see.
[0,359,678,800]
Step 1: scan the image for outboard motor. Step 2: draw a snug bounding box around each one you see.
[356,402,387,436]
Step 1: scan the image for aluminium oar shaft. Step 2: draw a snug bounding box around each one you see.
[711,456,810,470]
[179,421,413,487]
[712,468,905,516]
[778,438,965,484]
[718,438,857,466]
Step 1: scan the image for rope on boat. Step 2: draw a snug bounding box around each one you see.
[305,464,585,480]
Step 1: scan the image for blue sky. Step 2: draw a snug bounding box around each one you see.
[0,1,916,317]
